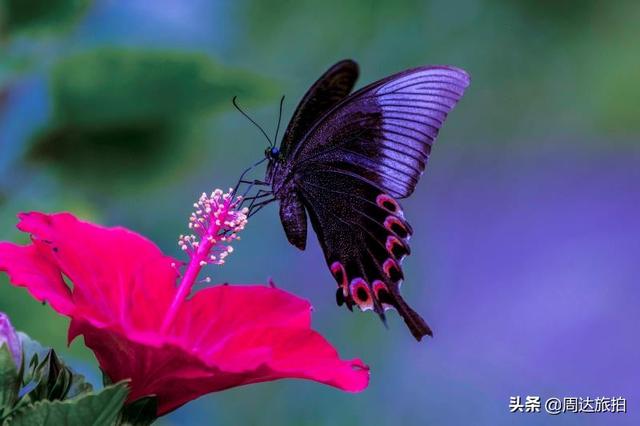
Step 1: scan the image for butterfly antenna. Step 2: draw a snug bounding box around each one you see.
[232,96,273,147]
[273,95,285,145]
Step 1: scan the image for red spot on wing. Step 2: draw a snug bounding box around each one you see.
[385,235,408,261]
[376,194,402,215]
[330,261,348,295]
[383,258,403,282]
[349,278,373,311]
[372,280,395,311]
[383,216,409,239]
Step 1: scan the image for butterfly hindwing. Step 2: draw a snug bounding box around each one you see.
[296,163,431,339]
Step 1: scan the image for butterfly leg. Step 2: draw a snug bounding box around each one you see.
[241,189,273,208]
[231,157,269,196]
[247,197,277,218]
[236,180,272,201]
[248,193,275,210]
[239,179,270,186]
[234,188,276,217]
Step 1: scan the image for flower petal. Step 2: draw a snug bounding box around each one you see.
[0,312,22,366]
[75,284,369,415]
[14,212,177,326]
[78,319,368,415]
[0,242,74,315]
[210,325,370,391]
[170,285,312,348]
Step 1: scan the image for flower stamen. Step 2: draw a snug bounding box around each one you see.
[161,188,248,331]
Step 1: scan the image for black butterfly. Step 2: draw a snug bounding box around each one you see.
[242,59,469,341]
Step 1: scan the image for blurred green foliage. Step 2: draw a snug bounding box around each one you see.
[49,49,273,126]
[1,332,131,426]
[7,383,128,426]
[0,0,90,36]
[28,49,276,190]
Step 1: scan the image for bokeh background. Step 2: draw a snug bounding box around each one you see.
[1,1,639,425]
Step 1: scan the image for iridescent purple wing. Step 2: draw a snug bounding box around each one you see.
[291,66,470,198]
[276,64,470,340]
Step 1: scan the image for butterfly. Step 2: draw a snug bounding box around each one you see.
[244,59,469,341]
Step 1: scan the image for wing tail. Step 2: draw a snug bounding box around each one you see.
[389,289,433,341]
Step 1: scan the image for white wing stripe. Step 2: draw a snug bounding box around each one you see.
[378,69,469,94]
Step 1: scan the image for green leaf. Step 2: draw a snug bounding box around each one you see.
[6,381,129,426]
[16,347,91,409]
[117,396,157,426]
[48,49,275,127]
[0,54,31,89]
[14,334,47,370]
[100,369,112,388]
[28,48,276,190]
[0,0,92,36]
[0,345,19,416]
[17,350,68,405]
[66,373,93,399]
[42,351,71,400]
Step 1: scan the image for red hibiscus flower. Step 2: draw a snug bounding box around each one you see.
[0,189,369,415]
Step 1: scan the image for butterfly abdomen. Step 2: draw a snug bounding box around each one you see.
[277,186,308,251]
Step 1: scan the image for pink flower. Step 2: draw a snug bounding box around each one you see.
[0,189,368,415]
[0,312,21,366]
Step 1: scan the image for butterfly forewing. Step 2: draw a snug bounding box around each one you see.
[280,59,359,159]
[292,66,470,198]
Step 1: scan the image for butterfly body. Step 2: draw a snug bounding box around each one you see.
[265,60,469,340]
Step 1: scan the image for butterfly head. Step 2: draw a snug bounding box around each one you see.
[265,146,281,162]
